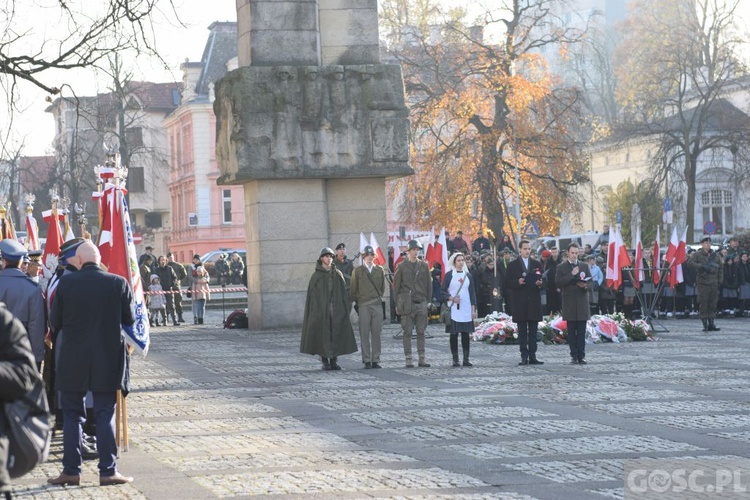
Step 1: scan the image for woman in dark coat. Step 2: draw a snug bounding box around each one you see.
[300,247,358,370]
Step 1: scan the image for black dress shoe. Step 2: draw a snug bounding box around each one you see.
[364,362,372,369]
[330,358,342,370]
[577,358,587,365]
[518,359,529,366]
[529,358,544,365]
[371,362,381,369]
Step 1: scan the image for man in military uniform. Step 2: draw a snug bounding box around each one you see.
[26,249,44,282]
[333,242,354,312]
[687,236,723,331]
[0,239,46,370]
[393,239,432,368]
[351,245,386,369]
[167,252,187,322]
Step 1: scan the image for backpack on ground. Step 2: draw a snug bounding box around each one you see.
[3,373,51,478]
[224,309,248,329]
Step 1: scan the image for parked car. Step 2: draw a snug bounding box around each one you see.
[200,249,246,285]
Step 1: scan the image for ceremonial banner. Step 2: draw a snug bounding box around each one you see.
[98,181,150,356]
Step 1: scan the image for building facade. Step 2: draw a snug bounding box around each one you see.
[163,22,245,264]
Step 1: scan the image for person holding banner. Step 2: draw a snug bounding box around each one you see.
[48,239,135,486]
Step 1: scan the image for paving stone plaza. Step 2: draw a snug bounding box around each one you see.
[11,312,750,499]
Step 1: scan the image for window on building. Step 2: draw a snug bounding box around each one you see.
[145,212,162,228]
[222,189,232,224]
[701,189,733,234]
[129,166,145,193]
[126,127,143,148]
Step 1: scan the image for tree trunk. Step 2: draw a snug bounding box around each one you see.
[684,153,698,244]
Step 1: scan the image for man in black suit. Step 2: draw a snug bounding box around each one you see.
[505,240,545,366]
[47,239,135,487]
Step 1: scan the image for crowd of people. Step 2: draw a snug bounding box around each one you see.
[299,227,749,369]
[0,237,137,494]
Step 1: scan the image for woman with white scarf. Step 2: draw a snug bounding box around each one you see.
[441,252,477,367]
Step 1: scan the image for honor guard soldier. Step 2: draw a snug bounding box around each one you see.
[687,236,723,332]
[393,239,432,368]
[0,238,46,370]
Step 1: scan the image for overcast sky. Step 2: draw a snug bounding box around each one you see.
[4,0,750,157]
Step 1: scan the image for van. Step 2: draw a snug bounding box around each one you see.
[531,232,601,254]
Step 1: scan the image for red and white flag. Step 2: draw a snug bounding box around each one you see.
[633,225,644,289]
[97,179,150,355]
[434,226,449,282]
[41,207,64,279]
[369,232,386,266]
[653,226,661,285]
[666,226,687,288]
[424,227,437,268]
[26,211,40,251]
[606,225,631,290]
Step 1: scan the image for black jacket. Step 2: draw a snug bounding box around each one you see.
[0,304,39,492]
[50,263,135,392]
[154,264,178,290]
[504,257,544,322]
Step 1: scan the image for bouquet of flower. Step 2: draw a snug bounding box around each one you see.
[473,315,518,344]
[589,315,627,343]
[619,318,654,341]
[539,316,567,344]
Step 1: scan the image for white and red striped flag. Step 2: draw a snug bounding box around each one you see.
[653,226,661,285]
[424,227,437,268]
[369,232,387,266]
[606,225,631,290]
[97,178,150,355]
[633,224,644,289]
[41,207,64,279]
[434,226,449,282]
[666,226,687,289]
[25,210,40,251]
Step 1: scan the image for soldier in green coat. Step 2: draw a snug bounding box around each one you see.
[300,247,358,370]
[687,236,723,331]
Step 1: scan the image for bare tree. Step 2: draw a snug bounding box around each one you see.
[388,0,590,239]
[615,0,750,242]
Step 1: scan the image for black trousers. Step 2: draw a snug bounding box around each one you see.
[517,321,538,359]
[567,320,587,361]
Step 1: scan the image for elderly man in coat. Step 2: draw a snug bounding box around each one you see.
[555,242,593,364]
[505,239,545,366]
[300,247,358,370]
[47,239,135,487]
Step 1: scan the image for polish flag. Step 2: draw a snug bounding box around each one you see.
[393,240,404,269]
[62,209,76,241]
[653,226,661,285]
[633,225,644,289]
[424,227,437,268]
[41,207,64,278]
[26,212,40,251]
[606,225,631,290]
[369,232,387,266]
[433,226,450,282]
[667,226,687,288]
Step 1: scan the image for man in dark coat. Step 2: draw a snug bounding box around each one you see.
[556,243,593,364]
[0,239,46,370]
[544,246,562,314]
[300,247,358,370]
[48,239,135,487]
[505,240,545,365]
[154,256,179,326]
[0,303,38,496]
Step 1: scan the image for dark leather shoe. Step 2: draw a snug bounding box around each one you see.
[48,473,81,486]
[371,362,381,369]
[570,358,579,364]
[100,472,134,486]
[330,358,342,370]
[364,362,372,369]
[578,358,587,365]
[462,359,473,367]
[529,358,544,365]
[518,358,529,366]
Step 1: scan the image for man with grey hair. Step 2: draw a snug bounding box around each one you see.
[48,239,135,487]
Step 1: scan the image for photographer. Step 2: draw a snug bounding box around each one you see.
[189,255,211,324]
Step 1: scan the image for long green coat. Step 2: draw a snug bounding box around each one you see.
[300,263,358,358]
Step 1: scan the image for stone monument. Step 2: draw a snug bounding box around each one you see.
[215,0,412,329]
